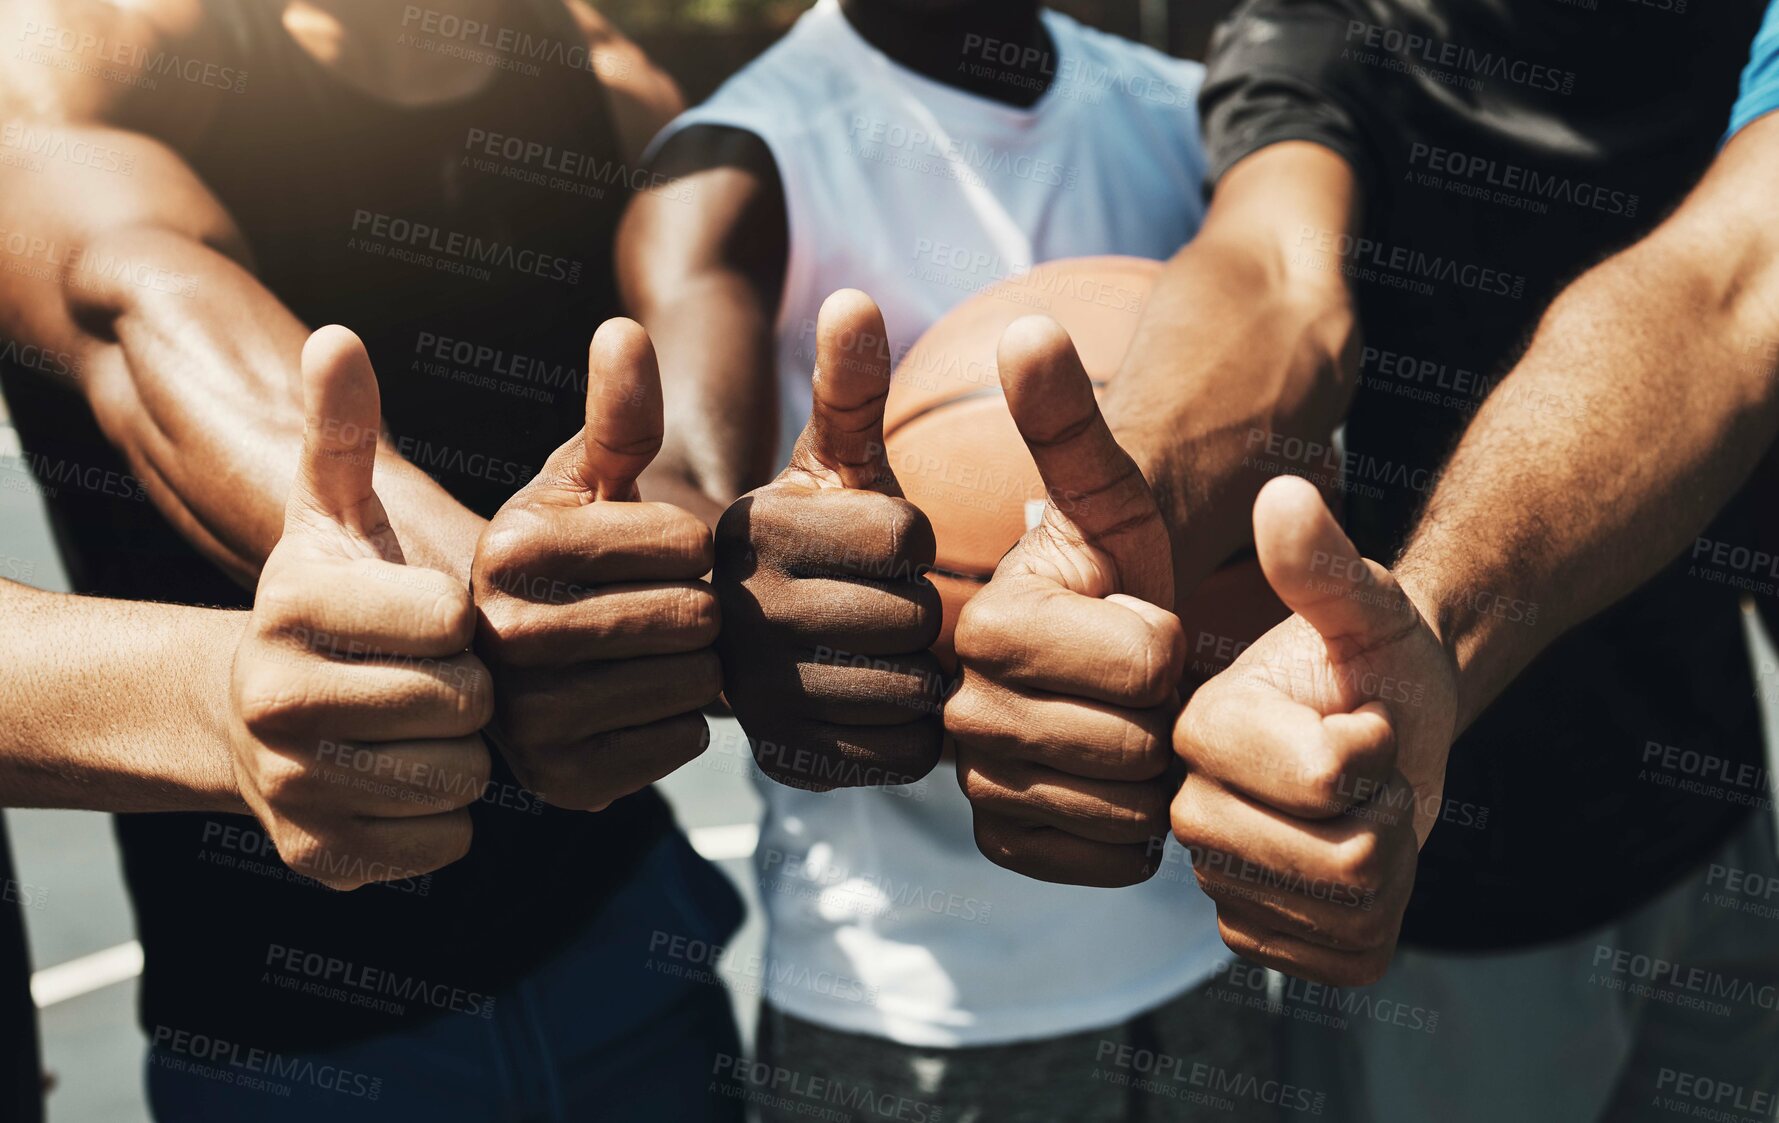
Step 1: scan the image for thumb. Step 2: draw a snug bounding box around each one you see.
[792,288,899,493]
[290,326,382,535]
[1253,475,1413,647]
[998,315,1170,608]
[575,318,664,501]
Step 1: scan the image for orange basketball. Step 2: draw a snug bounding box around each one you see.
[884,255,1292,673]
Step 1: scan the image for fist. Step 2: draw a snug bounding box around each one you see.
[231,327,494,890]
[947,317,1183,887]
[472,320,721,811]
[715,290,944,791]
[1171,476,1457,985]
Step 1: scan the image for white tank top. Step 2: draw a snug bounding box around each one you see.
[649,0,1228,1046]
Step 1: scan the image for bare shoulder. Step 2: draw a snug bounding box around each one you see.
[561,0,683,160]
[1,0,236,148]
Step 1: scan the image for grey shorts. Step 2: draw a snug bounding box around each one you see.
[746,977,1289,1123]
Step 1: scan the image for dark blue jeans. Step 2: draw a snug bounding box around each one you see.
[146,831,746,1122]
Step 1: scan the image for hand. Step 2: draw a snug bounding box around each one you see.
[1171,475,1457,985]
[472,319,721,810]
[230,327,494,890]
[715,290,944,790]
[947,317,1183,887]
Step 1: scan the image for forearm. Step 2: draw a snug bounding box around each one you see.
[1395,215,1779,731]
[631,276,779,528]
[0,182,484,583]
[1101,143,1361,607]
[0,582,246,813]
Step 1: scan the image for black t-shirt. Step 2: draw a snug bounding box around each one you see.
[1200,0,1770,949]
[0,819,43,1123]
[0,0,672,1050]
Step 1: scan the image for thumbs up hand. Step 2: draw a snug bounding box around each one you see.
[471,319,722,811]
[1171,475,1456,985]
[715,290,945,790]
[947,317,1184,887]
[230,327,494,890]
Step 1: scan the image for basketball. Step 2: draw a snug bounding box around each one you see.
[884,255,1292,671]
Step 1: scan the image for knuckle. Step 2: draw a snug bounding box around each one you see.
[473,519,535,584]
[1116,714,1169,779]
[655,509,715,570]
[424,582,477,650]
[1119,630,1176,707]
[953,593,1013,663]
[257,753,316,806]
[668,585,722,645]
[1295,744,1352,813]
[1333,829,1387,895]
[235,669,316,740]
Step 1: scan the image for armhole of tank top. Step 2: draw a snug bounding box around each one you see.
[664,107,813,356]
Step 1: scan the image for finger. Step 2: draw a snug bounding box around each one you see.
[477,501,713,587]
[944,669,1173,781]
[1215,914,1397,988]
[720,488,935,582]
[971,811,1162,888]
[576,318,665,500]
[722,573,940,655]
[479,581,720,667]
[289,326,389,544]
[495,649,723,749]
[1253,475,1417,652]
[255,558,475,659]
[997,315,1170,608]
[517,711,712,812]
[953,576,1184,707]
[746,715,942,791]
[279,808,475,889]
[958,751,1171,846]
[1171,770,1412,913]
[235,652,494,743]
[306,736,492,818]
[1175,673,1397,817]
[791,289,899,493]
[727,648,946,727]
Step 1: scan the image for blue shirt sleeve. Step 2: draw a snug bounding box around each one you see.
[1729,0,1779,141]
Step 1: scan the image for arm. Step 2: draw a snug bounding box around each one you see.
[1392,114,1779,731]
[0,581,243,812]
[1101,141,1363,606]
[0,3,487,582]
[618,125,786,526]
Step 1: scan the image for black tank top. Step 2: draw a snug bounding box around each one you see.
[4,0,671,1050]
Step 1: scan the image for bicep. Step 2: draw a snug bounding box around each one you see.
[618,124,788,327]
